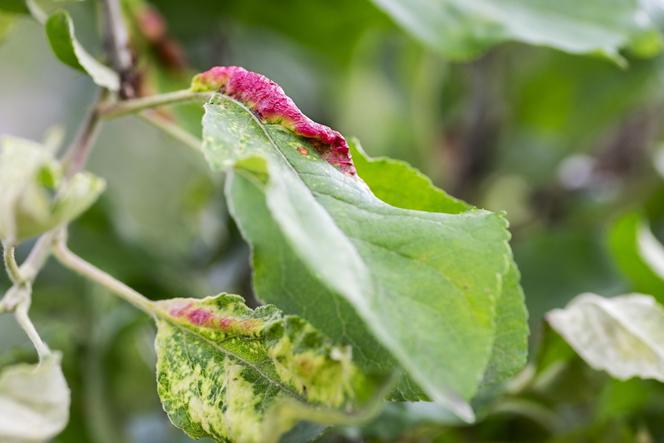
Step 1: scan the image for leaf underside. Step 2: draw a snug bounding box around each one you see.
[371,0,662,63]
[0,353,70,443]
[548,293,664,381]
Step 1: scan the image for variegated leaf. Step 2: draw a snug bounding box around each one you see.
[154,293,387,443]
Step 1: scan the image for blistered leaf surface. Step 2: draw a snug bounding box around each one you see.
[154,294,383,443]
[548,293,664,381]
[0,353,70,443]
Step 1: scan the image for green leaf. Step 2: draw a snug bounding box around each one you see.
[370,0,662,63]
[349,141,528,393]
[153,293,387,443]
[0,0,28,14]
[547,293,664,381]
[609,212,664,304]
[348,140,469,214]
[0,135,106,242]
[203,92,517,421]
[0,353,70,442]
[45,10,119,90]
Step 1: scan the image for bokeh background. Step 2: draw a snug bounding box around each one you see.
[3,1,664,441]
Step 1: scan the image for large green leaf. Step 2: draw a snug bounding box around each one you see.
[153,294,386,443]
[547,293,664,381]
[349,142,528,393]
[370,0,662,62]
[201,82,517,420]
[44,10,119,90]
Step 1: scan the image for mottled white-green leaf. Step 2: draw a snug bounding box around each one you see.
[154,294,387,443]
[204,94,516,421]
[45,10,119,90]
[371,0,662,62]
[349,141,528,393]
[0,135,106,242]
[0,353,70,443]
[547,293,664,381]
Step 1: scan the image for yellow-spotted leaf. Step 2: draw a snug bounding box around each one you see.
[154,293,389,443]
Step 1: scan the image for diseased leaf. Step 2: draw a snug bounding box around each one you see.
[45,10,119,90]
[154,294,387,443]
[370,0,662,63]
[197,66,520,421]
[350,141,528,393]
[609,212,664,304]
[547,293,664,381]
[0,353,70,443]
[0,135,106,242]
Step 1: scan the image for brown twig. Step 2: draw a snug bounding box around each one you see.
[101,0,135,98]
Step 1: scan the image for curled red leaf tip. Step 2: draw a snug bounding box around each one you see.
[192,66,356,175]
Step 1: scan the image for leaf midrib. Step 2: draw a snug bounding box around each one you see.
[158,315,307,404]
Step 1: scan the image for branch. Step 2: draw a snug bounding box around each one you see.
[52,235,156,316]
[139,111,202,152]
[15,297,51,359]
[101,0,135,98]
[62,90,105,179]
[2,241,23,285]
[98,90,212,119]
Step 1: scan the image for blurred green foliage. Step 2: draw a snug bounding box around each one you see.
[3,0,664,441]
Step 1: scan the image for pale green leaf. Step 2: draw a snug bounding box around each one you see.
[0,353,70,443]
[51,171,106,228]
[204,94,516,421]
[0,135,106,242]
[45,10,119,90]
[154,294,387,443]
[371,0,662,62]
[547,293,664,381]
